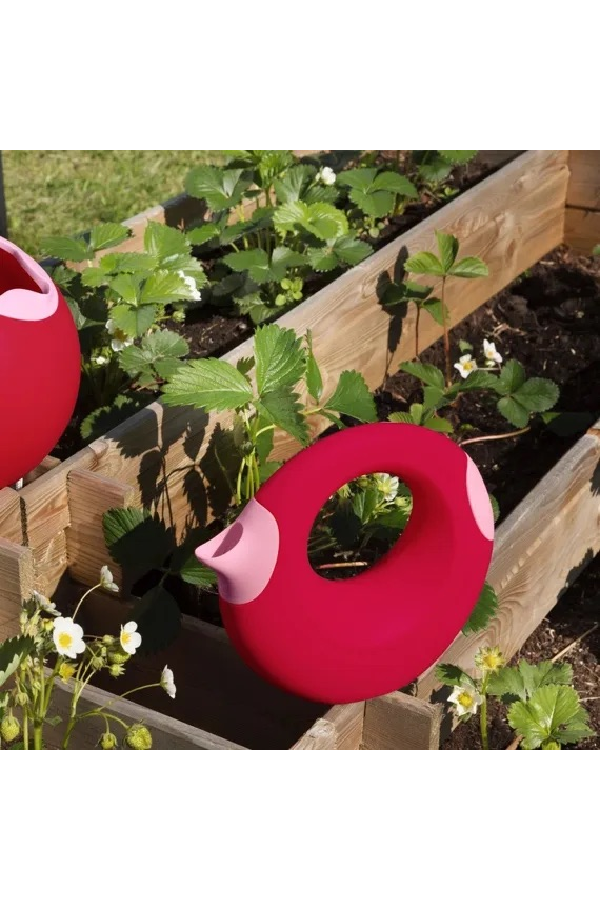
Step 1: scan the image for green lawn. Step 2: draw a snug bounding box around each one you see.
[2,151,215,257]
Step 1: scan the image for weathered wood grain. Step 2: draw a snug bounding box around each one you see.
[47,676,245,750]
[417,424,600,698]
[66,469,136,588]
[291,703,365,749]
[566,151,600,210]
[564,207,600,253]
[361,691,442,750]
[0,487,23,544]
[0,538,34,639]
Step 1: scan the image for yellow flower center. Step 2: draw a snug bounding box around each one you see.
[483,652,500,669]
[121,631,132,647]
[464,361,475,371]
[58,632,73,650]
[458,692,474,709]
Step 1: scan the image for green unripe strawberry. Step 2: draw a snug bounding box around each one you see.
[125,724,152,750]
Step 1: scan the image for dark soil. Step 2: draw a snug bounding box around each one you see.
[443,549,600,750]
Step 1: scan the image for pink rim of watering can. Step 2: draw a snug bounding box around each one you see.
[0,236,81,489]
[197,422,494,704]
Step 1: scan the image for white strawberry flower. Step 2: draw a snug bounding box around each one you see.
[448,684,483,717]
[375,473,400,502]
[105,319,134,352]
[161,665,176,699]
[120,622,142,655]
[100,565,119,594]
[318,166,336,186]
[482,339,502,367]
[53,617,86,659]
[454,354,478,379]
[32,590,60,617]
[178,270,201,301]
[93,355,108,366]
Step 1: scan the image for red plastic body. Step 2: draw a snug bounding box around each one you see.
[207,422,494,704]
[0,238,80,488]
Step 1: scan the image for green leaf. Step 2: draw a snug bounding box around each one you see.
[81,267,107,288]
[101,251,155,274]
[498,359,527,394]
[461,582,498,635]
[103,507,172,573]
[404,251,445,277]
[257,388,309,446]
[514,377,559,413]
[325,370,377,423]
[110,272,141,304]
[235,293,273,325]
[497,396,529,428]
[439,151,477,165]
[111,302,156,337]
[184,166,253,211]
[186,224,221,246]
[304,203,348,241]
[388,411,415,425]
[508,684,588,750]
[556,707,595,745]
[373,171,418,199]
[273,200,310,235]
[487,667,527,703]
[89,223,129,253]
[40,235,90,262]
[436,232,459,272]
[223,248,273,284]
[305,330,323,402]
[490,494,500,523]
[454,370,500,393]
[331,234,372,267]
[449,256,488,278]
[140,270,198,304]
[143,221,190,259]
[423,386,445,410]
[423,414,454,434]
[435,664,475,688]
[130,584,181,655]
[421,297,449,326]
[119,329,188,380]
[177,554,218,587]
[517,660,573,698]
[336,168,377,191]
[400,361,445,389]
[162,357,253,412]
[273,165,315,204]
[254,324,306,396]
[0,635,34,689]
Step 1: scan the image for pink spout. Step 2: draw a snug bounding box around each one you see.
[195,498,280,604]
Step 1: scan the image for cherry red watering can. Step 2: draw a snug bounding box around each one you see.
[0,237,80,488]
[196,422,494,704]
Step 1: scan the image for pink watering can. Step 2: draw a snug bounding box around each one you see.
[196,422,494,704]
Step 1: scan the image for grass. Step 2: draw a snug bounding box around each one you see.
[2,151,218,258]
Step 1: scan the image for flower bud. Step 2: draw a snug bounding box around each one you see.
[109,663,125,678]
[1,714,21,743]
[102,635,116,646]
[90,655,105,671]
[14,690,28,707]
[42,618,55,632]
[108,649,130,666]
[543,741,561,750]
[100,732,118,750]
[125,724,152,750]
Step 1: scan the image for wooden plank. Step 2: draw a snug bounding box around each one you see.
[564,207,600,254]
[0,538,34,635]
[566,151,600,210]
[0,487,23,544]
[291,703,365,749]
[46,677,245,750]
[32,530,68,598]
[69,150,568,537]
[20,446,98,550]
[67,469,136,588]
[361,692,442,750]
[22,455,61,487]
[417,424,600,698]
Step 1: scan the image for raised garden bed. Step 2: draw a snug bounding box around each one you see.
[3,148,599,750]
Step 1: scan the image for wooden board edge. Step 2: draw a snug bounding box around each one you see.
[564,206,600,254]
[361,691,442,750]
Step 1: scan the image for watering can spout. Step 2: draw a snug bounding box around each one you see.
[195,499,280,605]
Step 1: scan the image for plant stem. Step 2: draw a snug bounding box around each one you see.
[72,582,103,621]
[460,426,530,447]
[23,708,29,750]
[441,276,452,387]
[480,673,489,750]
[415,304,421,358]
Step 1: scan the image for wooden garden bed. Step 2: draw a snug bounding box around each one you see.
[2,149,599,749]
